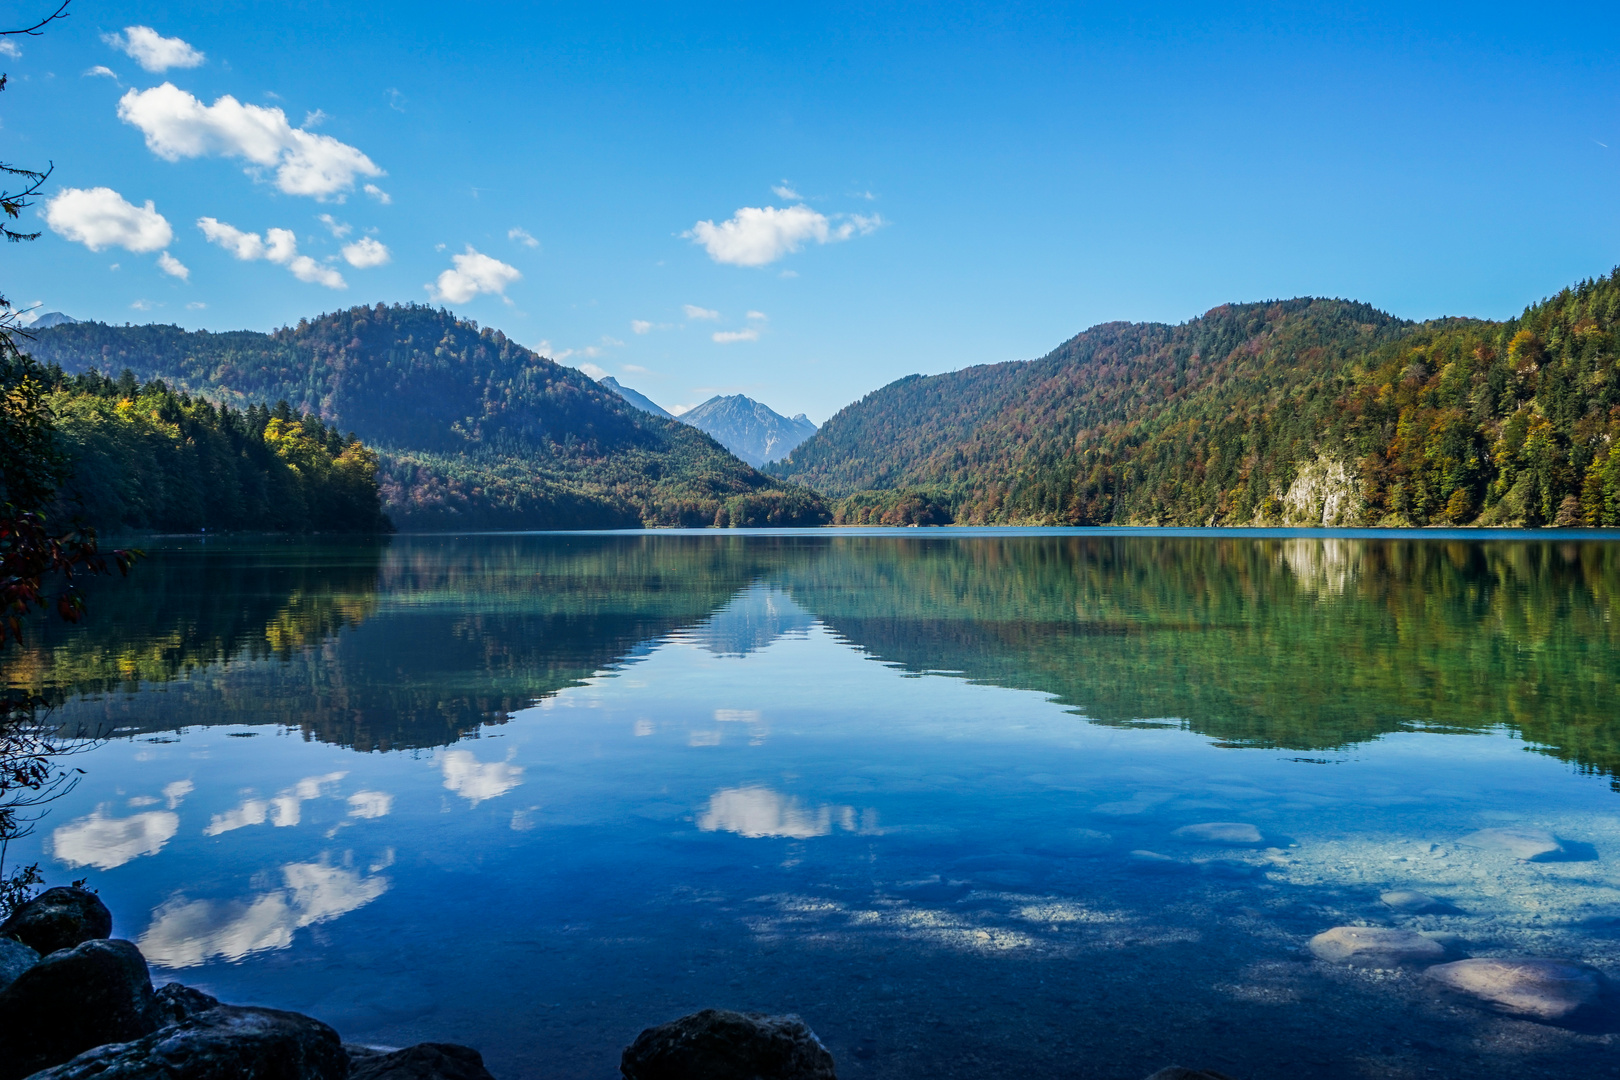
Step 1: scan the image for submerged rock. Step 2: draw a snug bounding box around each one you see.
[0,886,113,956]
[1173,822,1263,845]
[1381,889,1458,914]
[0,938,157,1080]
[1143,1069,1238,1080]
[348,1042,498,1080]
[621,1009,837,1080]
[1427,958,1607,1020]
[150,982,223,1026]
[1458,827,1562,861]
[26,1004,346,1080]
[1308,926,1445,967]
[0,936,39,992]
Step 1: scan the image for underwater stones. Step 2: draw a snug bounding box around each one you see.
[1458,827,1562,861]
[1427,958,1607,1021]
[25,1004,347,1080]
[1143,1069,1237,1080]
[621,1009,837,1080]
[0,885,113,956]
[1127,850,1186,874]
[1173,822,1263,845]
[0,938,157,1080]
[348,1042,497,1080]
[1381,890,1457,914]
[1308,926,1445,968]
[0,936,39,991]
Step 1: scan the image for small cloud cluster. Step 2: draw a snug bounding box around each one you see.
[119,83,384,199]
[103,26,206,73]
[428,247,520,304]
[508,226,539,249]
[198,217,346,288]
[341,236,390,268]
[683,304,720,320]
[44,187,188,279]
[686,204,883,267]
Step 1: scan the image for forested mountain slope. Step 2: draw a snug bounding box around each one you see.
[771,271,1620,527]
[30,305,827,530]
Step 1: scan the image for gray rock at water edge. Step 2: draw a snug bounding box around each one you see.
[149,982,222,1026]
[0,938,157,1080]
[0,936,39,992]
[24,1004,347,1080]
[0,886,113,956]
[1144,1069,1238,1080]
[1381,889,1459,914]
[1458,827,1563,861]
[621,1009,837,1080]
[1173,822,1264,845]
[348,1042,498,1080]
[1308,926,1446,968]
[1427,958,1608,1021]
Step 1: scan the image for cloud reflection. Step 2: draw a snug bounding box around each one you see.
[204,772,348,835]
[440,750,523,805]
[698,786,867,839]
[50,807,179,869]
[347,791,392,819]
[137,858,390,968]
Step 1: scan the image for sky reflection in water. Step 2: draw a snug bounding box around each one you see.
[8,531,1620,1080]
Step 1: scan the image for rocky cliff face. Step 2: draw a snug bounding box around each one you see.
[678,395,818,467]
[1282,457,1364,527]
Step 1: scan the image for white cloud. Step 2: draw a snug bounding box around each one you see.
[508,226,539,249]
[46,187,173,252]
[577,361,608,379]
[631,319,653,334]
[713,329,760,344]
[698,786,857,839]
[118,83,383,199]
[84,65,119,81]
[683,304,720,320]
[130,299,154,310]
[316,213,351,238]
[341,236,390,268]
[440,750,523,805]
[303,109,328,128]
[685,204,884,266]
[186,301,207,310]
[164,780,194,808]
[364,184,391,205]
[347,791,392,819]
[137,859,389,968]
[197,217,346,289]
[50,808,179,869]
[623,363,649,374]
[771,181,801,200]
[426,247,520,304]
[156,251,189,280]
[0,40,19,59]
[204,771,348,835]
[103,26,205,73]
[746,310,767,321]
[601,335,626,347]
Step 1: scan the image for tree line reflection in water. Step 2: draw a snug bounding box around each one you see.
[6,531,1619,782]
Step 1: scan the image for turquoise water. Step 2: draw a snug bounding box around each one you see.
[7,531,1620,1079]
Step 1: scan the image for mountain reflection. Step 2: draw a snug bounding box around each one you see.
[10,532,1620,786]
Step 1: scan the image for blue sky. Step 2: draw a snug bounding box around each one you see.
[4,2,1618,421]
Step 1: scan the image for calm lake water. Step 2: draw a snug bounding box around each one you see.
[7,529,1620,1079]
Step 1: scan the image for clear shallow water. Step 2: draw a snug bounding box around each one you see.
[7,531,1620,1079]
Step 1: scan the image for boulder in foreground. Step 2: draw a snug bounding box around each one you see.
[0,886,113,956]
[0,938,156,1080]
[26,1004,347,1080]
[348,1042,498,1080]
[621,1009,837,1080]
[1427,958,1607,1020]
[1308,926,1445,968]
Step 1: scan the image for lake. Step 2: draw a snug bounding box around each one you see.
[6,529,1620,1079]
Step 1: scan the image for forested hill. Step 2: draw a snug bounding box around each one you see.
[770,271,1620,528]
[30,305,828,530]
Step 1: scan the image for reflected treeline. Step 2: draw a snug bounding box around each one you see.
[777,535,1620,782]
[7,535,776,751]
[7,533,1620,780]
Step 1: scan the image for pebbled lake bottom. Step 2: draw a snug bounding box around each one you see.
[9,530,1620,1079]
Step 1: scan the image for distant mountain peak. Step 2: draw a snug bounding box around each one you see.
[677,394,817,467]
[598,375,675,420]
